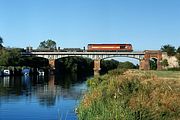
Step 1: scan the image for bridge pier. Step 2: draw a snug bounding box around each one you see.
[49,59,55,74]
[93,59,101,76]
[139,59,144,70]
[144,58,150,70]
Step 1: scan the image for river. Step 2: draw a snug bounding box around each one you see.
[0,74,88,120]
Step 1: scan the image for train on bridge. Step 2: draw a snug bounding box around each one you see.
[26,44,133,52]
[87,44,133,52]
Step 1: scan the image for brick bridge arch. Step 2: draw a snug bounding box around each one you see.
[140,50,162,70]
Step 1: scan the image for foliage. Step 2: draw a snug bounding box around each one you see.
[167,67,180,71]
[0,49,10,66]
[160,45,180,68]
[38,39,56,50]
[56,57,93,74]
[78,70,180,120]
[8,48,22,66]
[149,58,157,70]
[161,59,169,67]
[0,47,49,68]
[176,53,180,66]
[0,36,3,49]
[19,56,49,68]
[118,61,136,69]
[176,46,180,54]
[0,36,3,44]
[161,44,176,56]
[0,48,27,66]
[108,68,127,76]
[100,59,119,74]
[56,58,125,75]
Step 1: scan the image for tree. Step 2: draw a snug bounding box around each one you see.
[0,36,3,44]
[175,46,180,66]
[56,56,93,74]
[149,58,157,70]
[176,46,180,54]
[0,49,9,66]
[176,54,180,66]
[0,48,22,66]
[8,48,22,66]
[161,44,176,56]
[38,39,56,50]
[101,59,119,73]
[0,36,3,49]
[118,61,136,69]
[161,59,169,68]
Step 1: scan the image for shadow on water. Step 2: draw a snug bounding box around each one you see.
[0,73,90,120]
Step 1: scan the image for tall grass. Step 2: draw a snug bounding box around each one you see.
[77,69,180,120]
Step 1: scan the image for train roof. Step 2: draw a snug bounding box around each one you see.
[88,44,132,45]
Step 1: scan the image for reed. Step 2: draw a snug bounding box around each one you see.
[78,69,180,120]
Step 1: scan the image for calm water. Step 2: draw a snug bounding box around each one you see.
[0,74,88,120]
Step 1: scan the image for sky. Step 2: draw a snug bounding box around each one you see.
[0,0,180,51]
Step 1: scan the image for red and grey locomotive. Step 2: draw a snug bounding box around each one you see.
[87,44,133,52]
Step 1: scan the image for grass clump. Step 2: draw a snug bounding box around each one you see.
[77,69,180,120]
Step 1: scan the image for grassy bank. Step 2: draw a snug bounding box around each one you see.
[77,69,180,120]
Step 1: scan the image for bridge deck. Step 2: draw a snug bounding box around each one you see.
[22,51,145,55]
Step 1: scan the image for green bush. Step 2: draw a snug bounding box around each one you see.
[167,67,180,71]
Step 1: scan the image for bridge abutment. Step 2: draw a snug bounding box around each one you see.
[144,58,150,70]
[140,50,162,70]
[93,59,101,76]
[139,59,150,70]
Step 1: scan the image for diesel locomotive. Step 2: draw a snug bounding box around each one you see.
[87,44,133,52]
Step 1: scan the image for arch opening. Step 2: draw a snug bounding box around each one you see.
[103,56,139,66]
[55,56,94,75]
[149,58,158,70]
[20,56,49,68]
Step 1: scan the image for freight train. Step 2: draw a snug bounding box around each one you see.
[27,44,133,52]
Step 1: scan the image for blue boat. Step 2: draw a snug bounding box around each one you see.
[22,68,30,76]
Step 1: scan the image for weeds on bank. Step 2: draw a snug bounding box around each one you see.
[78,69,180,120]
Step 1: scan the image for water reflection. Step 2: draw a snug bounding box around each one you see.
[0,74,88,120]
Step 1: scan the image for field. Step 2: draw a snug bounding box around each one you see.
[153,71,180,80]
[77,69,180,120]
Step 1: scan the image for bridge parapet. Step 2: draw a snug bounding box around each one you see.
[22,51,145,60]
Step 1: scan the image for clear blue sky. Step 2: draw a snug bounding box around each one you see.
[0,0,180,50]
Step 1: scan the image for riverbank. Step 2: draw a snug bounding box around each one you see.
[77,69,180,120]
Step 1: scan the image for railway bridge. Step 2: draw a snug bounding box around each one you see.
[22,50,162,75]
